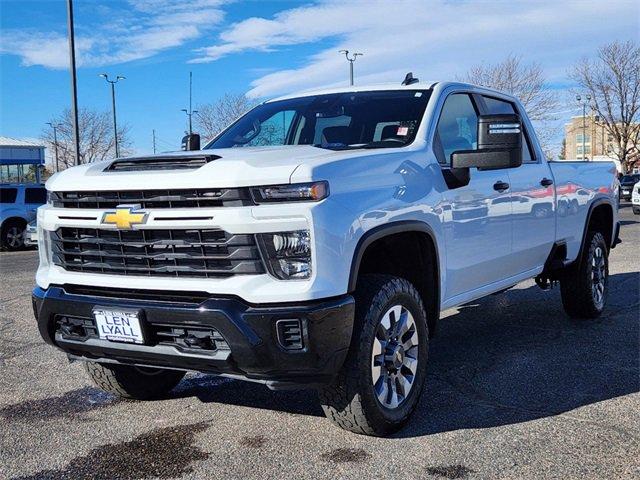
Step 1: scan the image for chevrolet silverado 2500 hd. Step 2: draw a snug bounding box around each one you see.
[33,81,620,436]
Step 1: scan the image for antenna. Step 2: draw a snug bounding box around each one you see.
[401,72,419,86]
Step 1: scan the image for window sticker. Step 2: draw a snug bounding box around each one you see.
[397,126,409,136]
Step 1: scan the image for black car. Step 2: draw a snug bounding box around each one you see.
[620,173,640,200]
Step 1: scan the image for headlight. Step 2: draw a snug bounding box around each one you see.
[251,181,329,203]
[258,230,311,280]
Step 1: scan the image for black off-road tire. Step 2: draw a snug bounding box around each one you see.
[318,274,429,436]
[560,230,609,319]
[84,362,185,400]
[1,219,26,251]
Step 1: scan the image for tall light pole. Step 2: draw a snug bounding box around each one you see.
[339,50,363,86]
[46,122,62,172]
[181,109,198,135]
[66,0,81,165]
[99,74,125,158]
[576,93,591,161]
[182,71,198,135]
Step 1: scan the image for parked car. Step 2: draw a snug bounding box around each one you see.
[0,184,46,250]
[619,173,640,200]
[632,181,640,214]
[33,80,620,436]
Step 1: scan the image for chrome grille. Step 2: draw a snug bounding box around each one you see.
[50,188,254,209]
[51,228,265,278]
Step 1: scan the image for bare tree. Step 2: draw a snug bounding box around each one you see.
[571,40,640,172]
[41,108,132,170]
[194,93,257,141]
[461,54,558,158]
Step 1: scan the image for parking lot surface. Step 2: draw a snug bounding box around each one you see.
[1,205,638,480]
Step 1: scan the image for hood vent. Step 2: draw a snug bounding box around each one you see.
[105,155,220,172]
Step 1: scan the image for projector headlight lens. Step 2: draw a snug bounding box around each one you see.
[258,230,311,280]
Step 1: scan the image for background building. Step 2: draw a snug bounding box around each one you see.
[0,136,45,184]
[564,115,615,161]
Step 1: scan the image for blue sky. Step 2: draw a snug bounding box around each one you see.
[1,0,638,157]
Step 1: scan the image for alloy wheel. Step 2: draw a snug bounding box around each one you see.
[371,304,419,409]
[591,245,606,308]
[6,227,24,249]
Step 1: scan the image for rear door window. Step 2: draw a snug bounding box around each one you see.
[0,188,18,203]
[25,187,47,204]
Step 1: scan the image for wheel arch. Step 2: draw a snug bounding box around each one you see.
[348,221,441,336]
[581,199,615,252]
[1,215,28,230]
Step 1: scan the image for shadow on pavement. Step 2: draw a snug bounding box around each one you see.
[174,271,639,437]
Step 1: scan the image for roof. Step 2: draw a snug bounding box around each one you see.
[0,136,45,148]
[267,81,440,103]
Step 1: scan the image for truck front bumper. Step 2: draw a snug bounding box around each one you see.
[32,285,354,390]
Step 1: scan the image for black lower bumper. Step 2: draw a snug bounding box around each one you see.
[32,285,355,390]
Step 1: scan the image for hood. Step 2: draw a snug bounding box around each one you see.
[46,145,370,191]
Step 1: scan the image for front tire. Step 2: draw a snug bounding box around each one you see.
[84,362,185,400]
[319,274,429,436]
[560,230,609,319]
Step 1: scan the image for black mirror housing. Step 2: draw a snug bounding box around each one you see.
[451,114,523,170]
[181,134,201,151]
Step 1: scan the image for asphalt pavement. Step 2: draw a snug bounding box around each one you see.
[1,205,638,480]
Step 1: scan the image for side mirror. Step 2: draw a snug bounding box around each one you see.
[451,114,522,170]
[181,134,201,151]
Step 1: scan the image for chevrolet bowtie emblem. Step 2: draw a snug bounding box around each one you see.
[101,205,147,229]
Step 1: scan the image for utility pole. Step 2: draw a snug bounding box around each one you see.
[152,129,157,154]
[46,123,61,172]
[576,93,591,161]
[66,0,81,165]
[181,71,198,135]
[339,50,363,86]
[99,74,125,158]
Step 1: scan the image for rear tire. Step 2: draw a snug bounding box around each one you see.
[84,362,185,400]
[319,274,429,436]
[1,220,26,251]
[633,207,640,215]
[560,230,609,319]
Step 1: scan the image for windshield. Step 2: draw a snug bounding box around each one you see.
[205,90,431,150]
[622,174,640,183]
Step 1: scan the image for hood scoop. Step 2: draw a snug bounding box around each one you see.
[105,154,221,172]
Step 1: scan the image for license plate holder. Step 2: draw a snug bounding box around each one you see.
[93,307,146,344]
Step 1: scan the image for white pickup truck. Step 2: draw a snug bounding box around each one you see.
[33,80,620,436]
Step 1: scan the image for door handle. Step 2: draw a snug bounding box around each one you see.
[493,181,510,192]
[540,178,554,187]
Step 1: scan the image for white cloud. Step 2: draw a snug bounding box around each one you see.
[1,0,228,69]
[189,0,639,99]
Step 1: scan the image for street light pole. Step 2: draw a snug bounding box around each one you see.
[182,71,198,135]
[339,50,363,86]
[576,93,591,161]
[66,0,81,166]
[181,109,198,135]
[46,123,61,172]
[99,74,125,158]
